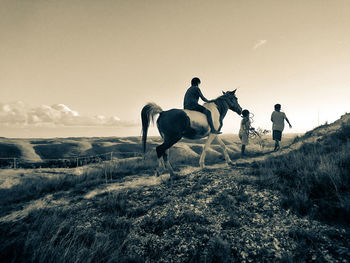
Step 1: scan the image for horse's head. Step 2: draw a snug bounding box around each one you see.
[222,89,242,115]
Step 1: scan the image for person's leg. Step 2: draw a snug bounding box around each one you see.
[273,130,281,151]
[273,130,277,151]
[277,131,282,150]
[202,107,221,134]
[186,104,221,134]
[241,144,246,155]
[240,132,248,155]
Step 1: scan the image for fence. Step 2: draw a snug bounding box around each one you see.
[0,151,143,169]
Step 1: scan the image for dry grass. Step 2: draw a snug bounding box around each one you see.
[254,123,350,223]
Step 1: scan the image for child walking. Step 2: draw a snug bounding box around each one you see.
[271,104,292,151]
[239,109,254,156]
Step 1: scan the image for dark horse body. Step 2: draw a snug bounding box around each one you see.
[141,90,242,178]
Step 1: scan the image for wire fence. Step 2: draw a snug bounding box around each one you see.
[0,151,143,169]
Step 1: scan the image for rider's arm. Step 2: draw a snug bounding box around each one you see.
[198,88,209,103]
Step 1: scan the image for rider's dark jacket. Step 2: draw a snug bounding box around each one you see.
[183,86,209,109]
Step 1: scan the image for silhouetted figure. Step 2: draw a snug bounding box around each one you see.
[239,109,255,156]
[271,104,292,151]
[184,77,221,134]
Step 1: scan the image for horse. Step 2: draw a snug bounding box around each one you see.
[141,89,242,178]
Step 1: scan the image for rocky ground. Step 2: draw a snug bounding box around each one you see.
[1,161,349,262]
[111,165,349,262]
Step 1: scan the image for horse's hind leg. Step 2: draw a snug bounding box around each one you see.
[156,136,181,178]
[163,149,176,176]
[155,157,166,177]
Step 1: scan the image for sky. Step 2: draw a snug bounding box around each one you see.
[1,0,349,138]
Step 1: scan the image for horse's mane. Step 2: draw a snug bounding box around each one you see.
[213,93,232,117]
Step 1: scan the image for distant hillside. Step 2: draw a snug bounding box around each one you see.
[0,137,144,163]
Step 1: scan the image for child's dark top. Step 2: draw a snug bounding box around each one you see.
[184,86,209,109]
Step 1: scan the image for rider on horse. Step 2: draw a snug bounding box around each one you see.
[183,77,222,134]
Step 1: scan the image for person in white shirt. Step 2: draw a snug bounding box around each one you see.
[271,104,292,151]
[239,109,255,156]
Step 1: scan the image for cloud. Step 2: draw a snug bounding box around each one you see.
[253,39,267,50]
[0,102,137,127]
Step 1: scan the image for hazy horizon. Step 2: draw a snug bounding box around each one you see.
[1,0,349,138]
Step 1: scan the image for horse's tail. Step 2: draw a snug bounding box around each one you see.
[141,103,163,153]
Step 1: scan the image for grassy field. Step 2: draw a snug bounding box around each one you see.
[0,114,349,262]
[254,122,350,224]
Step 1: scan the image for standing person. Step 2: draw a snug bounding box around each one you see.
[271,104,292,151]
[239,109,254,156]
[184,77,221,134]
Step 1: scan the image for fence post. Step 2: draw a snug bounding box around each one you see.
[76,158,79,167]
[13,158,17,169]
[110,152,113,160]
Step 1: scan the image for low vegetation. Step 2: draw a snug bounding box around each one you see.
[254,122,350,224]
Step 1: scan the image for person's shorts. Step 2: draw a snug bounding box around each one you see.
[272,130,282,141]
[239,132,249,145]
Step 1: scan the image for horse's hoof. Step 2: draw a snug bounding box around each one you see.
[171,173,181,180]
[228,161,236,166]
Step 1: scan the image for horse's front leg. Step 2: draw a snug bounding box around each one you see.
[199,133,217,169]
[216,136,233,166]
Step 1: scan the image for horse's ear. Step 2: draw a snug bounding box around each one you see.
[222,91,226,95]
[232,89,237,94]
